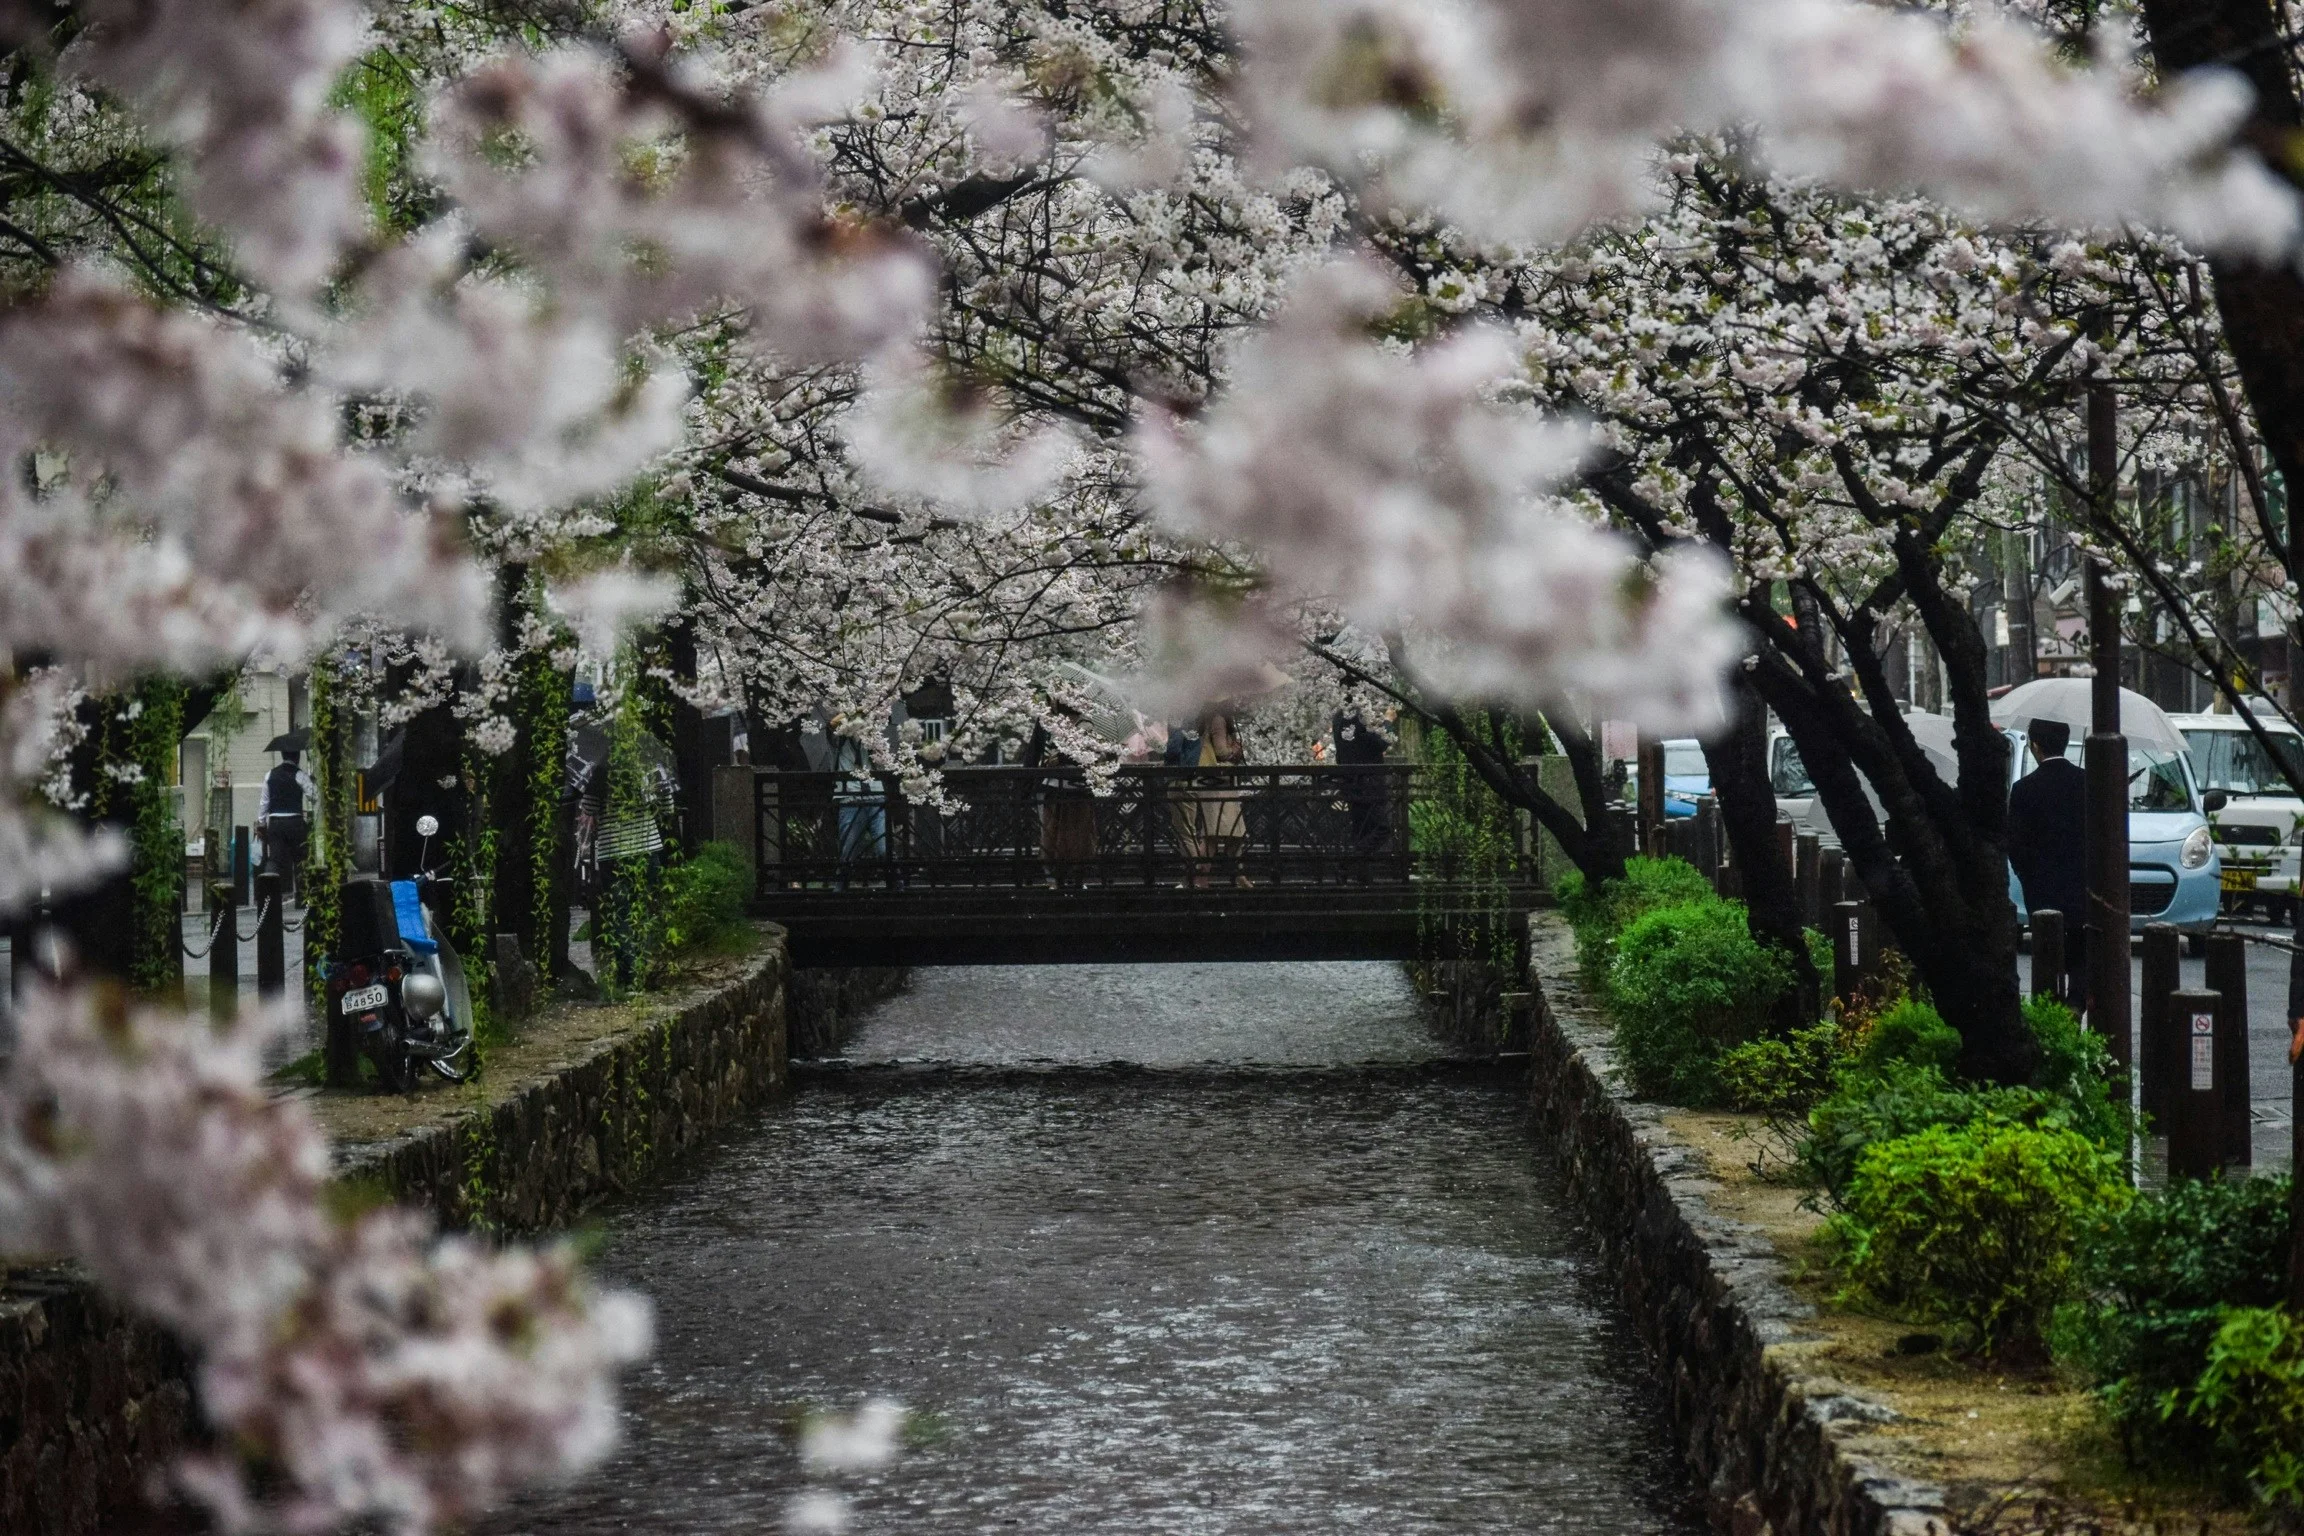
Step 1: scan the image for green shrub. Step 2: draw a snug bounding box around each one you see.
[2056,1175,2289,1472]
[1801,1060,2037,1203]
[2022,994,2130,1149]
[1558,856,1718,972]
[1830,1117,2131,1354]
[1720,1020,1843,1120]
[1853,997,1962,1076]
[660,841,755,954]
[1607,896,1793,1105]
[1799,992,2128,1204]
[2185,1306,2304,1511]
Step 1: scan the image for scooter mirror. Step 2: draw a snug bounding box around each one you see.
[416,815,440,838]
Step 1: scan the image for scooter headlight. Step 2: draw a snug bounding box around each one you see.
[2181,826,2214,870]
[401,971,446,1019]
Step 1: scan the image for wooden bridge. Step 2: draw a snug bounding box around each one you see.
[735,764,1532,966]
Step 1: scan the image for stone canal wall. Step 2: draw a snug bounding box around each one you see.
[1522,911,1947,1536]
[325,938,796,1229]
[0,926,872,1536]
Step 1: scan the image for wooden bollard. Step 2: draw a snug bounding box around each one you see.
[1820,847,1846,913]
[255,870,286,1000]
[2032,909,2066,1002]
[2206,933,2253,1168]
[207,880,238,1020]
[1695,796,1722,879]
[2139,923,2180,1124]
[1795,832,1821,927]
[1833,899,1872,1000]
[2168,988,2225,1181]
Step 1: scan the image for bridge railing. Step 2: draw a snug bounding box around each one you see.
[751,764,1442,892]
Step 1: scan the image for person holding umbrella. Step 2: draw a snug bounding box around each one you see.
[259,728,313,900]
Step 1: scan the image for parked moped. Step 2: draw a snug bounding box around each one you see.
[324,815,474,1092]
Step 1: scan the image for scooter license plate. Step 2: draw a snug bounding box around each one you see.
[341,984,388,1013]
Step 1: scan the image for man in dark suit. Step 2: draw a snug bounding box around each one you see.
[2007,717,2090,1005]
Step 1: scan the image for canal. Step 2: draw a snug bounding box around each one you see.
[477,962,1702,1534]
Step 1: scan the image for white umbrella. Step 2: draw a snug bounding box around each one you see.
[1989,677,2187,757]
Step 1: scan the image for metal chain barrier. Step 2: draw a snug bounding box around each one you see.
[179,903,231,959]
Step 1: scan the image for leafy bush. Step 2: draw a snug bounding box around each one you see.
[660,841,755,954]
[1720,1020,1844,1121]
[2183,1306,2304,1511]
[2056,1175,2289,1473]
[2022,994,2130,1149]
[1558,856,1718,974]
[1801,1060,2052,1204]
[1797,992,2128,1204]
[1606,896,1793,1105]
[1852,996,1962,1076]
[1830,1118,2132,1354]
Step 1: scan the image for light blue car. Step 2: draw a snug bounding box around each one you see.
[1659,738,1709,819]
[1785,710,2220,936]
[2006,732,2221,936]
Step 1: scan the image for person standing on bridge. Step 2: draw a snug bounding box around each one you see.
[1167,708,1249,888]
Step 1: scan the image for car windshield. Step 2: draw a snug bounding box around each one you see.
[2020,742,2197,812]
[1663,742,1707,778]
[2184,726,2304,796]
[2130,747,2196,812]
[1771,737,1815,796]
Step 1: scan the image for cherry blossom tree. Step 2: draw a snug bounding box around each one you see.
[1,0,2302,1526]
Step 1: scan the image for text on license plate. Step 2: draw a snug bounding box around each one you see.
[341,983,388,1014]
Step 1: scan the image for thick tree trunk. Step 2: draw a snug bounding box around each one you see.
[1748,562,2035,1082]
[1425,706,1628,887]
[1701,670,1821,1024]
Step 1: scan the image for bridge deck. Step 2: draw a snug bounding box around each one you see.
[737,765,1532,966]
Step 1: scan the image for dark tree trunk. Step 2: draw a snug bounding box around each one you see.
[1747,558,2035,1083]
[1700,669,1820,1024]
[1424,704,1629,887]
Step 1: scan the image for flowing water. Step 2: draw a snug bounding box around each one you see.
[478,962,1703,1535]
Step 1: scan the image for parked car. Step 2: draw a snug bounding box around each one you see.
[1786,697,2220,937]
[1659,738,1709,819]
[2172,707,2304,924]
[1769,730,1815,823]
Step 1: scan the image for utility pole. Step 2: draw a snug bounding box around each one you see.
[2003,527,2035,685]
[2086,382,2132,1074]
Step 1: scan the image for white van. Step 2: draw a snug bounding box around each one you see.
[2172,708,2304,924]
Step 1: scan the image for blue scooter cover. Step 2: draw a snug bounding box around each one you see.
[389,880,440,956]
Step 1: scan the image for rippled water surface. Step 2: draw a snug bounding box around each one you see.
[479,963,1701,1534]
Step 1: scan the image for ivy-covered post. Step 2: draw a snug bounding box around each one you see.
[491,566,575,986]
[304,655,353,1001]
[449,737,499,1053]
[46,681,187,995]
[596,669,669,994]
[123,678,186,995]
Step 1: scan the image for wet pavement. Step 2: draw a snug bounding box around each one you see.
[476,962,1702,1534]
[2019,923,2298,1168]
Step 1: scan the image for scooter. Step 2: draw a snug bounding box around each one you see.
[324,815,475,1092]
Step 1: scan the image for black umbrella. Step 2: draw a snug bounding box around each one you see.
[264,727,311,754]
